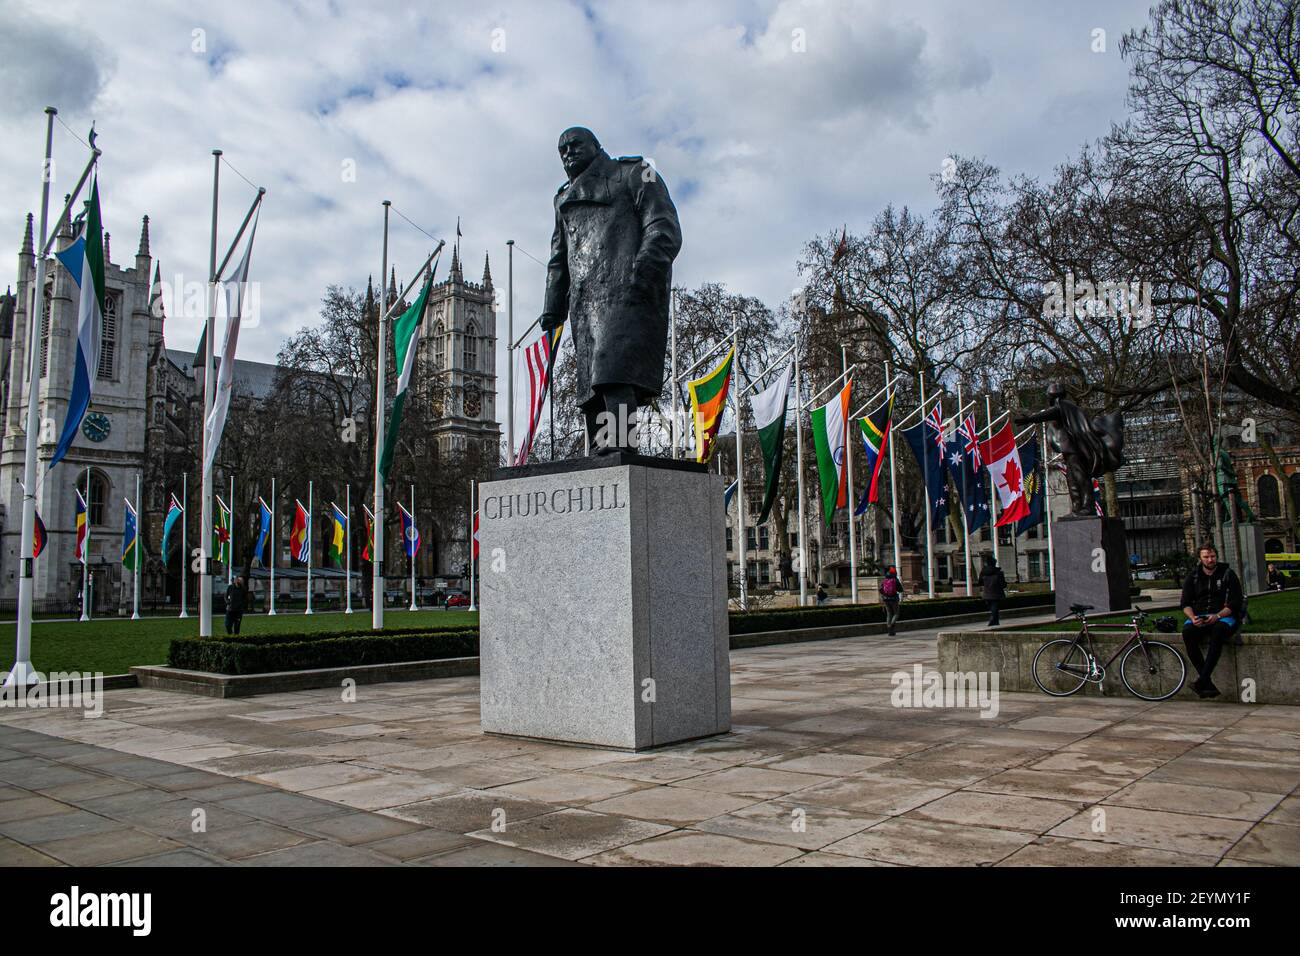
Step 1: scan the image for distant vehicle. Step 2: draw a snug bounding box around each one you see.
[446,592,470,608]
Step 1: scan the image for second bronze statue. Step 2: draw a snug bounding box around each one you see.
[539,127,682,455]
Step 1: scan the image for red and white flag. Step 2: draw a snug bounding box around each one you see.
[979,422,1030,526]
[472,510,480,560]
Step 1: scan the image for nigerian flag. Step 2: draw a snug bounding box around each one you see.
[378,269,436,483]
[751,363,791,527]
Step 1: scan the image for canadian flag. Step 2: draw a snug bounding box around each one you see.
[979,422,1030,526]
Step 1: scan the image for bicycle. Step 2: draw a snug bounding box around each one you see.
[1031,604,1186,701]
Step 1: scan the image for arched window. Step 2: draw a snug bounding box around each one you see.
[1257,473,1281,517]
[77,470,109,527]
[433,321,445,370]
[97,294,117,380]
[39,288,52,377]
[463,322,477,372]
[1290,473,1300,517]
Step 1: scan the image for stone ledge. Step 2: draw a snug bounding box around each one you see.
[130,656,479,699]
[731,603,1054,649]
[937,629,1300,703]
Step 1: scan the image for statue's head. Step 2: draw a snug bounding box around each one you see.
[1046,382,1068,402]
[558,127,601,181]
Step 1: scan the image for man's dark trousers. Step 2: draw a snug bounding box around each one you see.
[1182,620,1231,689]
[225,613,243,636]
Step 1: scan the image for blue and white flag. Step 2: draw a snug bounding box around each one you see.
[202,212,259,480]
[51,179,105,470]
[398,503,420,559]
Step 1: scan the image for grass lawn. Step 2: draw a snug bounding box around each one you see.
[1,609,478,676]
[1031,589,1299,634]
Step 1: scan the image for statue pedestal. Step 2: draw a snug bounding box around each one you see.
[1052,516,1132,618]
[1223,522,1267,593]
[478,454,731,751]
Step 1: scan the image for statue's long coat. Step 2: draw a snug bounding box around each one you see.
[542,151,682,406]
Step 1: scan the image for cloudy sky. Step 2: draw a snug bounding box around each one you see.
[0,0,1151,414]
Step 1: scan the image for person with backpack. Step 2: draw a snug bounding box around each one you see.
[816,583,828,606]
[980,556,1006,626]
[879,566,903,635]
[1181,543,1244,699]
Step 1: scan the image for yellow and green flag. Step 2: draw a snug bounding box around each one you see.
[327,503,346,566]
[688,346,734,464]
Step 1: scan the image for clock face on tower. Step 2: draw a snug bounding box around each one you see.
[82,412,111,443]
[463,383,481,419]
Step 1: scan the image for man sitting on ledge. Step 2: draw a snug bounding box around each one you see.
[1180,543,1243,700]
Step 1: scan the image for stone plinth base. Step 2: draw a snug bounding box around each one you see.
[478,454,731,751]
[1052,515,1132,618]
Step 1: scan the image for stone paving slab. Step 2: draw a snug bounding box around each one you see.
[1,618,1297,867]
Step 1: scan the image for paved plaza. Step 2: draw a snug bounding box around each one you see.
[2,624,1297,867]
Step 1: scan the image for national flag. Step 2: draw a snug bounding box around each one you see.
[723,478,739,511]
[957,414,984,470]
[202,212,259,479]
[751,364,791,527]
[472,509,479,560]
[33,509,47,559]
[687,346,734,464]
[122,499,140,572]
[1015,439,1045,536]
[853,392,894,516]
[979,422,1031,526]
[361,505,374,562]
[945,438,991,532]
[902,420,950,527]
[289,499,310,563]
[810,378,853,525]
[926,401,946,448]
[398,502,421,559]
[328,503,346,566]
[160,494,184,565]
[255,497,272,565]
[74,490,88,563]
[379,263,439,483]
[831,225,848,265]
[213,495,231,565]
[50,178,105,470]
[513,324,564,465]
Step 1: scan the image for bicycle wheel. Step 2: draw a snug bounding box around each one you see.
[1120,640,1186,701]
[1032,638,1091,697]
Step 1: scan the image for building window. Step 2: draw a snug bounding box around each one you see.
[759,525,770,551]
[78,471,108,527]
[725,526,733,551]
[746,527,757,550]
[1257,474,1281,517]
[463,322,477,372]
[98,294,117,380]
[1028,552,1042,579]
[433,321,445,370]
[39,289,52,377]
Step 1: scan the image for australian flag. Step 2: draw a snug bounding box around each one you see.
[945,439,991,533]
[902,421,950,527]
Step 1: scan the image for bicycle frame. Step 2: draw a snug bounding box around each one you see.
[1059,614,1151,677]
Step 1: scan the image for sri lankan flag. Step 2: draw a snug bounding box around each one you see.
[688,346,734,464]
[853,392,894,515]
[213,495,231,565]
[327,503,346,567]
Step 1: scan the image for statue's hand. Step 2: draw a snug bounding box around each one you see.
[1013,415,1030,426]
[539,313,562,333]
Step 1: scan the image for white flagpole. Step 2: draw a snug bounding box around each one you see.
[268,477,277,614]
[732,313,747,610]
[986,394,1000,571]
[670,291,679,459]
[81,466,91,621]
[468,480,477,612]
[843,345,857,604]
[198,150,220,639]
[373,200,389,629]
[409,484,417,611]
[507,239,514,462]
[179,472,188,617]
[345,484,353,613]
[305,480,314,614]
[1043,428,1056,590]
[228,474,234,586]
[957,382,972,596]
[793,339,808,607]
[132,474,141,620]
[886,362,901,577]
[918,371,936,599]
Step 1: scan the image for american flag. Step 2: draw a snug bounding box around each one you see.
[513,324,564,466]
[958,414,983,469]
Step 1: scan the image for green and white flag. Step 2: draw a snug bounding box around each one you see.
[751,364,791,527]
[378,267,437,484]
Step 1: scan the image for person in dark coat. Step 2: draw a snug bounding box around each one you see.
[980,557,1006,626]
[225,575,248,635]
[1181,543,1244,699]
[540,127,682,454]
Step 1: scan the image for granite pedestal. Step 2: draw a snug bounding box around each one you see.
[1222,522,1267,593]
[1052,515,1132,618]
[478,454,731,751]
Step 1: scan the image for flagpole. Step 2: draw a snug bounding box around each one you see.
[956,382,973,596]
[373,200,389,630]
[131,474,141,620]
[886,362,901,576]
[732,312,747,611]
[670,290,679,459]
[228,474,234,586]
[506,239,514,463]
[409,484,417,611]
[1043,428,1056,590]
[468,479,477,612]
[305,480,314,614]
[918,371,935,599]
[793,338,808,607]
[344,484,353,613]
[198,149,220,640]
[81,466,91,621]
[268,477,277,614]
[179,472,188,618]
[842,345,858,604]
[985,394,1000,571]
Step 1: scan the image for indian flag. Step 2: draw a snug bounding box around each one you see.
[378,263,438,484]
[811,378,853,525]
[751,363,791,526]
[688,346,735,464]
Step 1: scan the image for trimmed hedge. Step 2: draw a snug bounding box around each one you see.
[168,627,478,675]
[727,591,1056,635]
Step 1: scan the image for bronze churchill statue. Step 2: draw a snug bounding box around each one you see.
[540,127,682,454]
